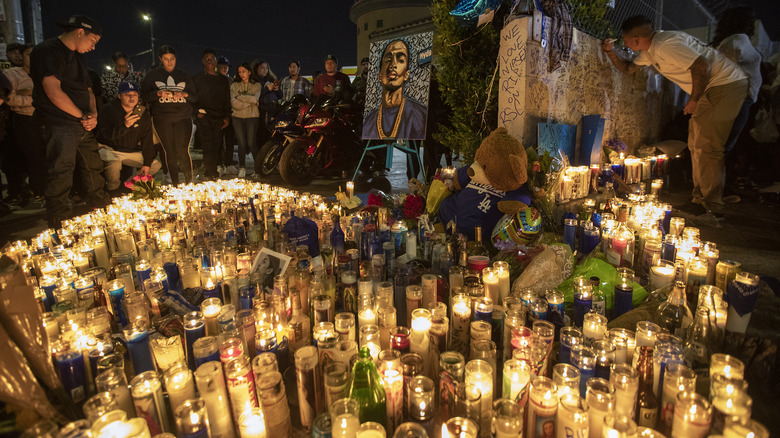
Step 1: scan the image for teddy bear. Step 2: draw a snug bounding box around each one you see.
[437,127,532,243]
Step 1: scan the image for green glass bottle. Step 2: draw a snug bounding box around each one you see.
[348,346,387,428]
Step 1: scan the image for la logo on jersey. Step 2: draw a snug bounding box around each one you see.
[155,76,187,103]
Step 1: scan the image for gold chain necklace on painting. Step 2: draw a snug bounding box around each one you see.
[377,97,406,139]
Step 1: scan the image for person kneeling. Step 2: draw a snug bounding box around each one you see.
[97,81,161,194]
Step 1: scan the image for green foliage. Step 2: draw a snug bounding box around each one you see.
[564,0,614,39]
[431,0,500,164]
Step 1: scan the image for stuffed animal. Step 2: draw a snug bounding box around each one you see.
[437,127,532,243]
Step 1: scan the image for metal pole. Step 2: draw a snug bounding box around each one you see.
[150,19,155,67]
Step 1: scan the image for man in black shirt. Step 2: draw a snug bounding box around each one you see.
[97,81,161,195]
[31,15,107,227]
[192,48,231,180]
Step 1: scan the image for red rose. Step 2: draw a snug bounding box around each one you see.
[124,181,134,189]
[368,193,383,207]
[133,175,142,181]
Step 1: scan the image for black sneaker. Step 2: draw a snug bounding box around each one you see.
[678,202,707,216]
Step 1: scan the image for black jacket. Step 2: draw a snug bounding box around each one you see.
[97,99,157,167]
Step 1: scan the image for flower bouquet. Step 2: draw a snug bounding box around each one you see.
[125,174,165,200]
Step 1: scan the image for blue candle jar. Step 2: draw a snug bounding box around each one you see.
[559,326,582,366]
[183,311,205,370]
[613,268,635,319]
[573,288,593,328]
[124,320,155,374]
[163,261,181,292]
[581,222,601,256]
[135,260,152,292]
[54,342,87,403]
[545,290,565,321]
[564,218,577,252]
[106,279,128,328]
[593,340,616,380]
[571,344,596,398]
[192,336,220,368]
[473,297,493,323]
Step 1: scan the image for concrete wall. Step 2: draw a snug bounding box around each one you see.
[498,16,679,160]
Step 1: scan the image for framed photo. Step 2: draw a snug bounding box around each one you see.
[251,247,292,295]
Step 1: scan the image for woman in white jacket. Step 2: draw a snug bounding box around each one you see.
[230,62,262,178]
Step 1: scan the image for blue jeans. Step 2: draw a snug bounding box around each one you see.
[233,117,259,168]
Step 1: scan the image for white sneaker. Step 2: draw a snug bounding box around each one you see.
[238,168,246,178]
[217,165,226,176]
[224,165,238,175]
[162,173,172,184]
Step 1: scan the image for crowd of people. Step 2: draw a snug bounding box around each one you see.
[0,15,381,229]
[1,8,779,230]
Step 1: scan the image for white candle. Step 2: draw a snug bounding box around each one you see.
[406,231,417,258]
[333,413,360,437]
[583,313,607,345]
[421,274,437,309]
[382,368,403,432]
[481,268,500,305]
[194,361,235,438]
[672,392,711,438]
[493,262,511,304]
[557,394,589,438]
[238,408,267,438]
[466,359,493,438]
[410,309,432,377]
[346,181,354,198]
[526,377,557,438]
[609,364,638,420]
[649,264,675,291]
[164,364,196,414]
[450,294,471,358]
[585,379,615,438]
[358,308,377,329]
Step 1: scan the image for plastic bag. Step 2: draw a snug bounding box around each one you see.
[511,244,573,295]
[282,213,320,257]
[556,257,648,309]
[426,179,451,216]
[750,108,779,144]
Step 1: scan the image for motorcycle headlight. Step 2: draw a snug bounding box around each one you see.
[275,120,289,129]
[306,118,330,128]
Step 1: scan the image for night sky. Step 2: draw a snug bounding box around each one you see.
[40,0,358,76]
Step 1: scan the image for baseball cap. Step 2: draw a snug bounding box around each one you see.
[118,81,138,94]
[6,43,23,53]
[216,56,230,66]
[361,57,369,63]
[56,15,104,36]
[324,54,338,64]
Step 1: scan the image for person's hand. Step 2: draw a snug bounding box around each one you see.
[15,89,32,96]
[602,38,616,53]
[266,82,275,91]
[173,91,187,100]
[124,112,141,128]
[81,113,97,131]
[323,84,334,95]
[197,113,205,119]
[684,99,698,115]
[158,90,173,99]
[139,166,151,176]
[222,118,229,129]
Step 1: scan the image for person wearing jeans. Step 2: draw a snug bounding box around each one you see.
[30,15,108,228]
[230,62,261,177]
[193,48,231,180]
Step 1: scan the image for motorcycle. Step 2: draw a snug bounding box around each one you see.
[254,94,307,176]
[279,89,388,190]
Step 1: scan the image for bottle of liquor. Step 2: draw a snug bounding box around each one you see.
[288,288,311,353]
[590,276,606,316]
[466,227,489,257]
[348,346,388,428]
[601,181,616,215]
[655,281,693,339]
[635,346,658,428]
[683,306,712,370]
[330,214,345,256]
[606,209,635,269]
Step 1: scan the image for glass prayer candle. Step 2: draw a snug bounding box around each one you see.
[238,407,267,438]
[582,313,607,346]
[593,340,615,380]
[390,326,410,354]
[405,285,423,325]
[443,416,479,438]
[192,336,219,368]
[585,377,615,438]
[607,328,634,364]
[358,293,378,329]
[465,359,493,437]
[360,324,382,360]
[450,293,471,358]
[256,371,292,437]
[219,337,245,365]
[502,358,531,405]
[324,362,351,408]
[545,290,565,322]
[525,376,557,438]
[330,398,361,438]
[236,309,257,359]
[659,363,696,434]
[573,280,593,328]
[613,268,634,318]
[634,321,660,349]
[572,345,596,398]
[711,387,752,435]
[602,413,637,438]
[123,319,155,374]
[94,367,136,418]
[470,321,492,348]
[149,334,185,374]
[408,375,436,431]
[106,279,128,327]
[82,391,119,422]
[201,297,222,336]
[130,371,171,434]
[252,351,279,380]
[401,353,424,421]
[553,363,581,398]
[421,273,437,309]
[557,393,590,438]
[722,418,769,438]
[503,309,524,363]
[89,411,128,436]
[313,294,334,324]
[193,361,234,438]
[649,260,675,292]
[335,312,356,342]
[163,363,196,415]
[481,268,499,305]
[725,272,759,334]
[410,308,432,376]
[357,421,386,438]
[559,327,583,366]
[709,354,744,400]
[492,261,511,303]
[710,373,748,407]
[295,345,322,431]
[173,398,209,438]
[473,297,492,323]
[671,392,711,438]
[492,399,522,438]
[225,355,258,426]
[377,306,397,350]
[438,351,465,424]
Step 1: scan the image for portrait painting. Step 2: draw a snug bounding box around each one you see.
[362,31,433,141]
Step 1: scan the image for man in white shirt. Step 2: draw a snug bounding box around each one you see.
[602,15,748,217]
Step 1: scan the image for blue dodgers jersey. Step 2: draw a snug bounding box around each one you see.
[438,167,532,242]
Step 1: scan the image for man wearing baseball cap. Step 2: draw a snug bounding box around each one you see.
[31,14,106,227]
[96,81,161,195]
[313,54,352,97]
